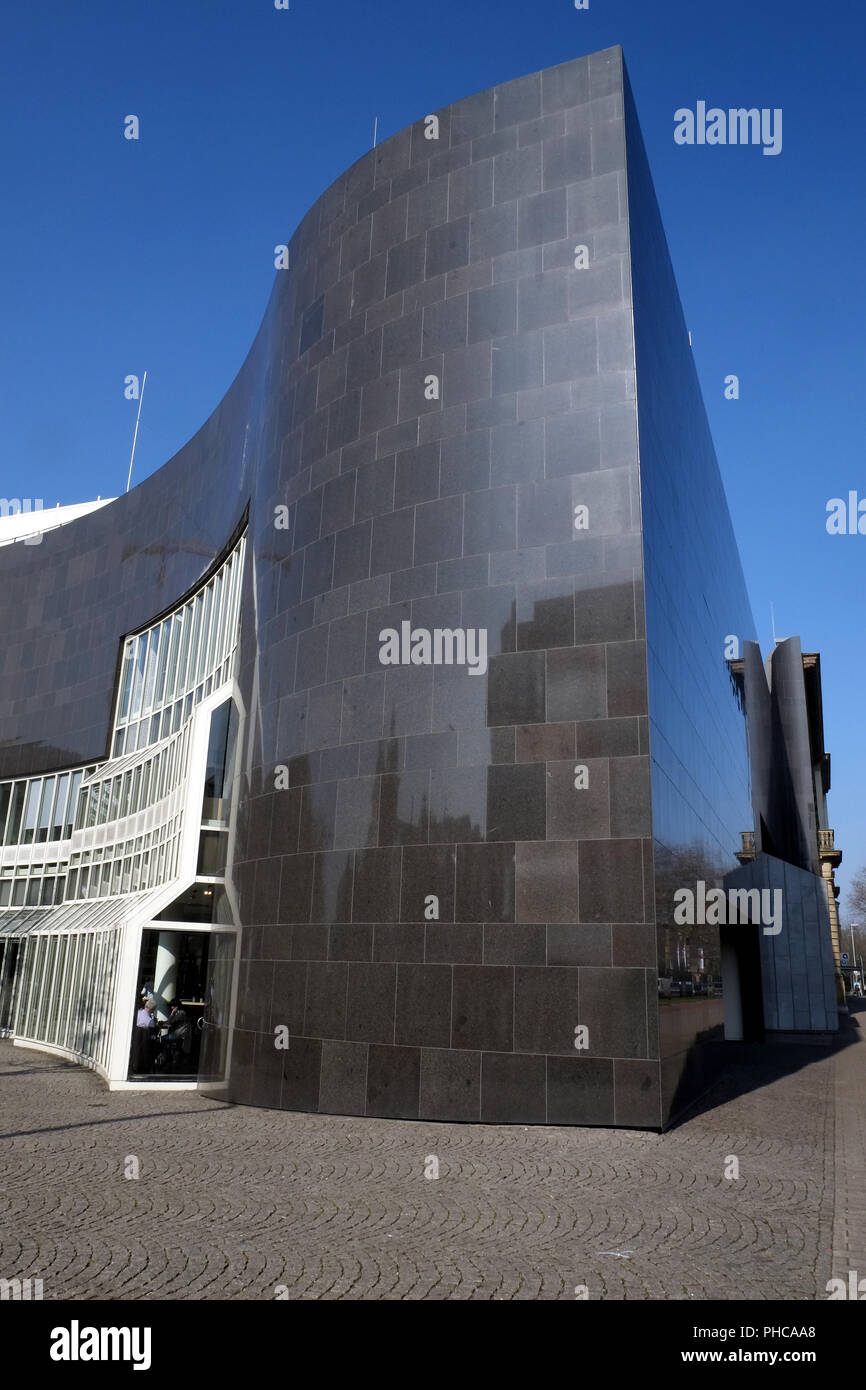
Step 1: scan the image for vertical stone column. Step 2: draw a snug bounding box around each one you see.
[821,861,846,1006]
[154,933,178,1021]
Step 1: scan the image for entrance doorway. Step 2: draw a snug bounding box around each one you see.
[128,928,235,1081]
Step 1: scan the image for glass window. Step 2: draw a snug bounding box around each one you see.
[55,937,76,1049]
[22,780,42,845]
[120,771,132,819]
[176,602,194,696]
[202,700,234,821]
[109,776,121,821]
[6,782,26,843]
[130,634,148,720]
[154,619,171,707]
[188,591,205,688]
[51,773,70,841]
[201,580,215,674]
[118,639,136,723]
[26,878,41,906]
[210,572,224,669]
[36,777,56,843]
[197,829,228,875]
[142,624,161,714]
[165,612,183,702]
[36,938,57,1037]
[0,784,10,842]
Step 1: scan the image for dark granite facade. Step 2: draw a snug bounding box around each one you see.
[0,47,765,1127]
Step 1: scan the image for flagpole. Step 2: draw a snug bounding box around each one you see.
[126,370,147,493]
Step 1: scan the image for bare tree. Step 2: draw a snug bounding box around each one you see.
[846,866,866,923]
[840,871,866,973]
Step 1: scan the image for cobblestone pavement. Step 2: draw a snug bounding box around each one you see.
[1,1011,863,1301]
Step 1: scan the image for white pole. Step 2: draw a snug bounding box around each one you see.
[126,370,147,493]
[373,116,379,148]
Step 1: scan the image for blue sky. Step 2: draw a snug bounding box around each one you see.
[1,0,864,902]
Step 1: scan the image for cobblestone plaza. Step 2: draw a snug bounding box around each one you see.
[1,1009,863,1301]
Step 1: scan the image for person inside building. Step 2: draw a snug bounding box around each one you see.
[132,996,155,1074]
[166,997,192,1071]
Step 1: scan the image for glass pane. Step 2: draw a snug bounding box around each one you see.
[66,772,83,837]
[165,613,183,702]
[130,634,148,720]
[118,639,136,723]
[142,625,161,714]
[36,776,56,843]
[198,582,213,679]
[6,783,26,843]
[154,619,171,707]
[51,773,69,840]
[211,570,225,668]
[202,700,232,821]
[176,603,193,696]
[197,830,228,875]
[22,780,42,844]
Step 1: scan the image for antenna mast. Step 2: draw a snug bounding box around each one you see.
[126,370,147,493]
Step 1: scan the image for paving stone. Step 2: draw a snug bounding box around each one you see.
[0,1013,862,1300]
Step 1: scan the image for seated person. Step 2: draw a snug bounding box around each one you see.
[166,998,193,1070]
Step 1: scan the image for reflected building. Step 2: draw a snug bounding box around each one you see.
[0,48,840,1124]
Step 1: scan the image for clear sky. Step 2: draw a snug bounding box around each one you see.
[1,0,864,904]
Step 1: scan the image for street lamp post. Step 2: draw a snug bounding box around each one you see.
[849,923,861,995]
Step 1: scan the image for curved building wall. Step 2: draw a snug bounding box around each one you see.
[0,46,725,1126]
[227,45,660,1126]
